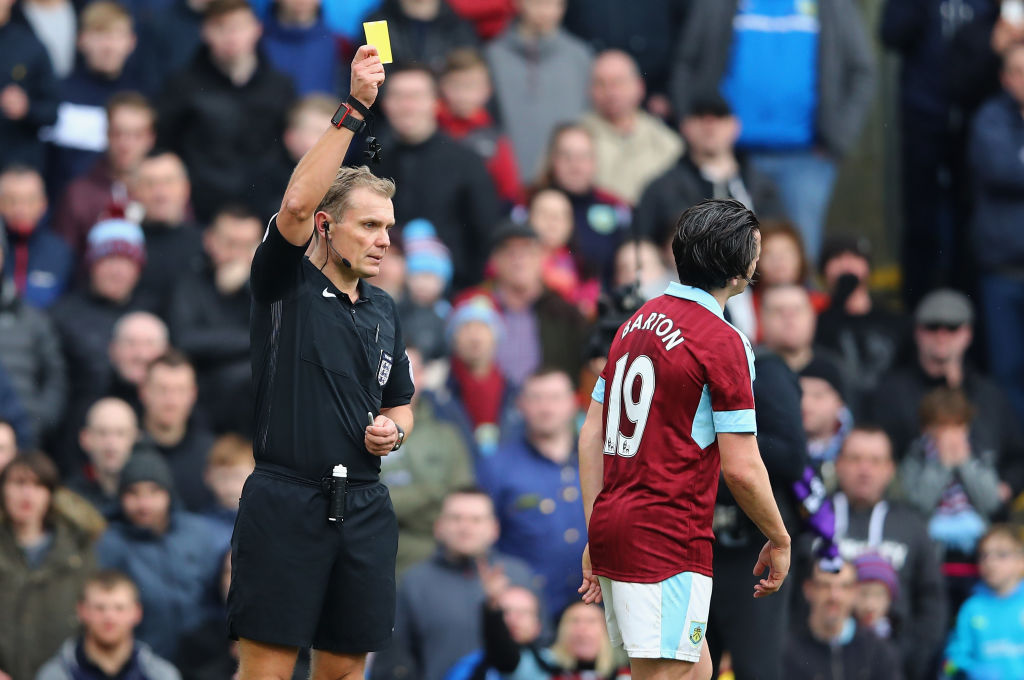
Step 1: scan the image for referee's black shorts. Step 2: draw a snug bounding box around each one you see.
[227,463,398,653]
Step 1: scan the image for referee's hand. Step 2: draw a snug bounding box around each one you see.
[365,415,398,456]
[351,45,386,110]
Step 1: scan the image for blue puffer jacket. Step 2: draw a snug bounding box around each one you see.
[968,93,1024,272]
[96,511,225,661]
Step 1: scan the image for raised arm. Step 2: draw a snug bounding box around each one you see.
[276,46,385,246]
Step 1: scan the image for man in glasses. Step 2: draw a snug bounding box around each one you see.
[869,290,1024,495]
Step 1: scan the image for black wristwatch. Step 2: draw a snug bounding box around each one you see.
[331,103,367,135]
[392,423,405,451]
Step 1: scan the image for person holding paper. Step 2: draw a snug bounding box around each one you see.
[227,44,415,680]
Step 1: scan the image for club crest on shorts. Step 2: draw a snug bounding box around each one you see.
[377,350,393,386]
[688,621,705,645]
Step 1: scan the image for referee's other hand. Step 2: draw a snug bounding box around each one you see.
[752,539,790,598]
[351,45,385,109]
[365,415,398,456]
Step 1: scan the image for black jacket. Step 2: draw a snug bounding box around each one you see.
[783,621,903,680]
[868,362,1024,490]
[0,13,58,171]
[156,48,296,222]
[365,0,478,71]
[0,280,66,437]
[168,262,252,434]
[138,221,205,316]
[632,153,784,244]
[372,132,500,289]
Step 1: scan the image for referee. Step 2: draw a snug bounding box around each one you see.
[228,47,415,679]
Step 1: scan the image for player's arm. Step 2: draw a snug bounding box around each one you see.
[276,46,384,246]
[718,432,791,597]
[577,397,605,604]
[579,398,605,526]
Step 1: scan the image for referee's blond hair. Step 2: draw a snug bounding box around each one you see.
[315,166,395,224]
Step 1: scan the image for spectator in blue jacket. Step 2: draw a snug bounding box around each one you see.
[260,0,340,96]
[944,524,1024,680]
[0,165,72,309]
[0,0,59,172]
[670,0,875,260]
[479,367,586,618]
[969,42,1024,426]
[97,450,224,661]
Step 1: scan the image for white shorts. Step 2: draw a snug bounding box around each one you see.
[597,572,713,663]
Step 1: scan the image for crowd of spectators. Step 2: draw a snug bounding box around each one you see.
[2,0,1024,679]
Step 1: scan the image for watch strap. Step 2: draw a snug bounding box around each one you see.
[346,95,373,120]
[331,103,366,135]
[392,423,405,451]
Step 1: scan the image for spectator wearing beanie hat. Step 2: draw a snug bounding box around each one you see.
[445,296,516,458]
[398,220,453,362]
[800,355,854,490]
[51,219,157,470]
[853,551,900,640]
[97,450,225,661]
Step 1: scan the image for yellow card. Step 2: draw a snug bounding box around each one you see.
[363,20,393,64]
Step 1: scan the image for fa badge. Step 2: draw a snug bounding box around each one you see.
[688,622,705,646]
[377,350,393,386]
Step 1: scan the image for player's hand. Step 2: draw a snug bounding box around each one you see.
[350,45,385,110]
[752,539,790,598]
[0,85,29,120]
[578,543,602,604]
[365,415,398,456]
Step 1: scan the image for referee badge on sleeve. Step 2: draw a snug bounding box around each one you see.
[377,351,393,386]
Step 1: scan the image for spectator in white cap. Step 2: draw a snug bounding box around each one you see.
[869,290,1024,493]
[398,219,453,362]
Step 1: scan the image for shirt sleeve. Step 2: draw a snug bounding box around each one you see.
[591,376,606,404]
[382,298,415,408]
[705,327,757,435]
[250,214,310,304]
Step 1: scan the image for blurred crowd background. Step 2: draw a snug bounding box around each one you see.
[2,0,1024,679]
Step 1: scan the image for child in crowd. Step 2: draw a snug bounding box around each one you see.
[527,188,599,319]
[202,433,255,545]
[437,48,523,205]
[899,387,1003,616]
[398,219,452,362]
[944,525,1024,679]
[853,552,899,640]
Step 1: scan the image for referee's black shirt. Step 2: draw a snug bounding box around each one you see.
[249,216,415,482]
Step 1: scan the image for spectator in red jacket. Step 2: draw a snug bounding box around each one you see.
[437,48,523,206]
[54,92,156,273]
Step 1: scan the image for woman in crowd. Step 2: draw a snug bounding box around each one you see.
[533,124,632,282]
[0,452,98,680]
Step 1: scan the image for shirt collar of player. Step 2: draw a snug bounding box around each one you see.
[664,282,723,320]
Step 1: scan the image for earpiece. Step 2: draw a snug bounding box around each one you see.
[320,219,352,269]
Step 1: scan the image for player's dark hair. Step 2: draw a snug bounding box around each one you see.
[671,199,760,291]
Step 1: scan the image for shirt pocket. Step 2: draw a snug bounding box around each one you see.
[300,304,364,382]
